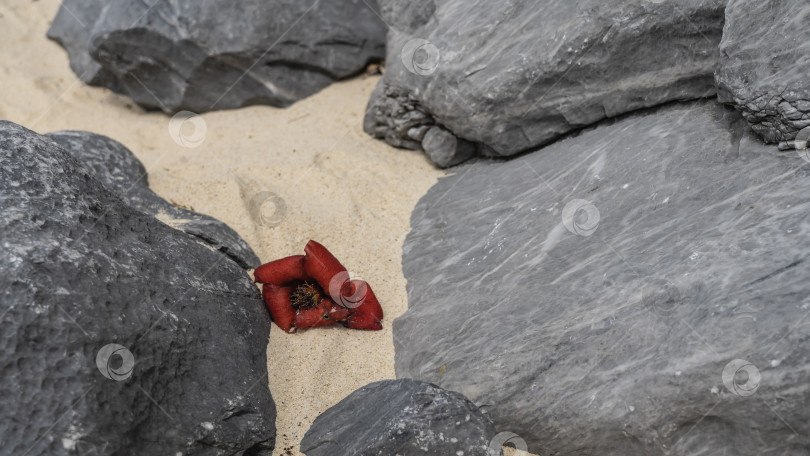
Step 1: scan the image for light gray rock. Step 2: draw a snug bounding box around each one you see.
[421,126,476,168]
[0,121,275,455]
[715,0,810,147]
[300,379,498,456]
[396,101,810,455]
[48,0,386,113]
[365,0,725,165]
[46,130,260,269]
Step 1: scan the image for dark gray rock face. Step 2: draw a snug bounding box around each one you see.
[300,379,497,456]
[715,0,810,147]
[46,130,260,269]
[397,102,810,455]
[45,0,124,92]
[0,121,275,455]
[48,0,386,113]
[365,0,725,165]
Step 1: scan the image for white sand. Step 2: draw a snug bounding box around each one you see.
[2,1,444,454]
[3,3,546,455]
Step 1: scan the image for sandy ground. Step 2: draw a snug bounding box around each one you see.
[1,0,445,454]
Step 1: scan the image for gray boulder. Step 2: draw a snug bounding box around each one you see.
[300,379,498,456]
[48,0,386,113]
[396,101,810,455]
[365,0,725,165]
[715,0,810,148]
[45,0,124,92]
[46,130,260,269]
[0,121,275,455]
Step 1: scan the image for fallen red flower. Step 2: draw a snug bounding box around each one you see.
[253,240,384,333]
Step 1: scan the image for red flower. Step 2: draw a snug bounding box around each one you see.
[254,240,384,333]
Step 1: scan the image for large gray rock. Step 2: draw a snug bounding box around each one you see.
[48,0,386,113]
[45,0,124,92]
[365,0,726,165]
[46,130,260,269]
[0,121,275,455]
[396,101,810,455]
[715,0,810,147]
[300,379,498,456]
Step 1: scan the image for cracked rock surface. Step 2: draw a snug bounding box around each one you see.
[365,0,725,166]
[48,0,386,113]
[715,0,810,148]
[397,101,810,455]
[0,121,275,455]
[300,379,497,456]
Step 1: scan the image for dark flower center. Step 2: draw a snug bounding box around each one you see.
[290,282,321,310]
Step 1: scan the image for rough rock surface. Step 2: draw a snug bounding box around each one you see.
[396,102,810,455]
[300,379,497,456]
[0,121,275,455]
[365,0,725,165]
[48,0,386,112]
[715,0,810,147]
[47,130,260,269]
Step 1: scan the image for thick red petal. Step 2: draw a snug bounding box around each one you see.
[345,280,383,330]
[293,298,348,329]
[303,240,347,293]
[254,255,306,285]
[262,284,296,333]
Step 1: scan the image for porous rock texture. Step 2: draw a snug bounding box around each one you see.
[300,379,497,456]
[48,0,387,112]
[0,121,275,455]
[715,0,810,148]
[47,130,260,269]
[396,101,810,455]
[365,0,726,166]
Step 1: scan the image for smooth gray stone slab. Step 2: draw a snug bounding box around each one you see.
[365,0,725,165]
[716,0,810,146]
[46,130,260,269]
[397,101,810,455]
[300,379,497,456]
[48,0,386,113]
[0,121,275,455]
